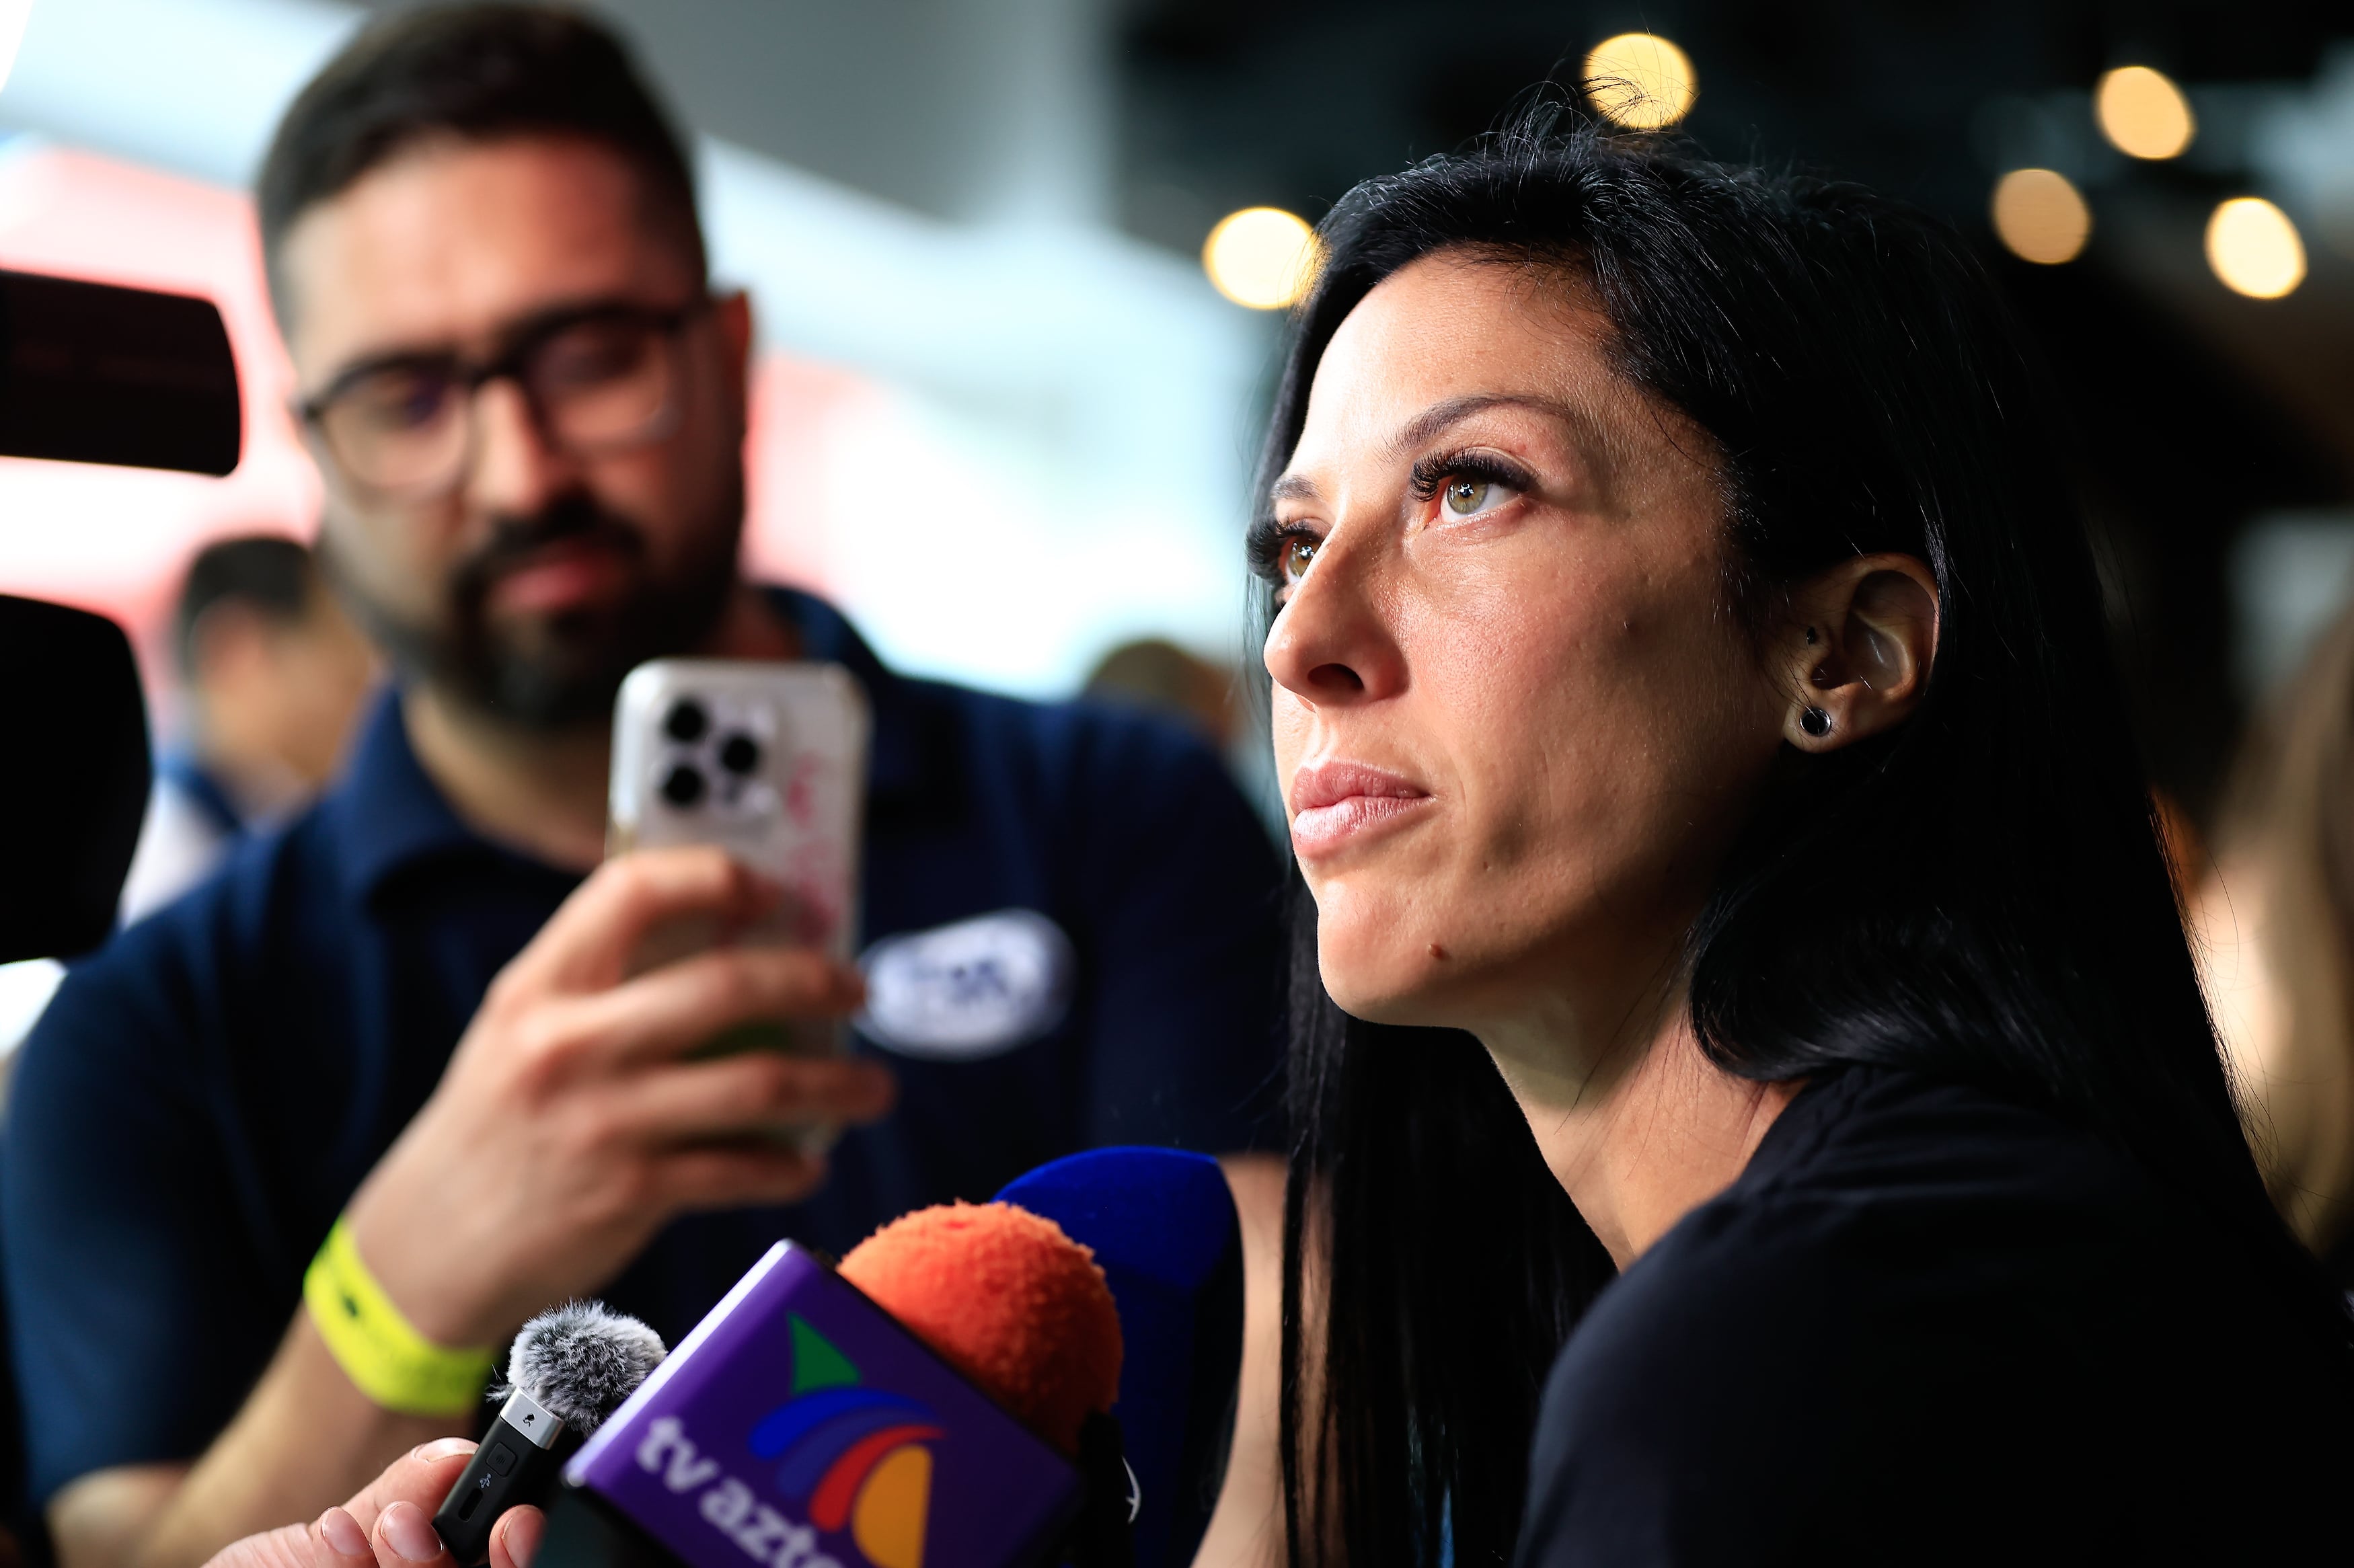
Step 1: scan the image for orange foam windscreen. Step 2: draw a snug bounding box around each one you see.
[839,1201,1123,1456]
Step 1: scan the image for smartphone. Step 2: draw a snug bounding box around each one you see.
[609,659,871,1150]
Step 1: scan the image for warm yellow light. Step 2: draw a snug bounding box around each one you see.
[1990,169,2091,265]
[1203,207,1318,310]
[2095,66,2195,159]
[2206,197,2306,299]
[1583,33,1696,130]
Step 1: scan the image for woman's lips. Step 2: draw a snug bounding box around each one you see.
[1289,760,1433,858]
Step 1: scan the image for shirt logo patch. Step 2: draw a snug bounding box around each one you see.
[856,909,1074,1060]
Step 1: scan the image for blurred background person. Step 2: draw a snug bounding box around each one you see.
[1,11,1283,1568]
[117,535,377,923]
[1084,637,1235,746]
[0,537,373,1081]
[2194,590,2354,1285]
[1084,636,1282,836]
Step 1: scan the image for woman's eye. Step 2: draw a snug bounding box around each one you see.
[1443,477,1492,515]
[1283,535,1320,584]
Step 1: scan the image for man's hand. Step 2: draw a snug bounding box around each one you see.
[200,1441,541,1568]
[51,850,893,1568]
[344,846,897,1344]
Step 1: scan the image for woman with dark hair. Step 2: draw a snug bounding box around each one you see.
[1207,123,2353,1567]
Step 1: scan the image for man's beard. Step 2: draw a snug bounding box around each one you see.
[324,489,741,731]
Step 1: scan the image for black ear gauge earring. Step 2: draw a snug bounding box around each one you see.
[1805,626,1819,645]
[1800,706,1832,738]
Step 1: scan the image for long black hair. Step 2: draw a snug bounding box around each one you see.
[1255,120,2351,1568]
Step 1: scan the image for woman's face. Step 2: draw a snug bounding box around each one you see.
[1263,254,1790,1034]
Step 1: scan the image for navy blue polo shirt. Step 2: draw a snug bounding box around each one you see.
[2,588,1283,1505]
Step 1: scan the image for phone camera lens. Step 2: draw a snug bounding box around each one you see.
[663,699,709,744]
[718,734,761,776]
[659,763,706,808]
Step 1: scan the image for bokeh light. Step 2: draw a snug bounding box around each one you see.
[1582,34,1697,130]
[1203,206,1318,310]
[2095,66,2195,160]
[1990,169,2091,265]
[2205,197,2306,299]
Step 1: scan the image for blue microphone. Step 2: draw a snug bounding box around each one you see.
[995,1148,1243,1568]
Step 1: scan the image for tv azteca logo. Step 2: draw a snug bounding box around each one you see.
[633,1316,942,1568]
[751,1316,943,1568]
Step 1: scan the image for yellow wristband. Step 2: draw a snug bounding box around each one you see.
[303,1217,496,1417]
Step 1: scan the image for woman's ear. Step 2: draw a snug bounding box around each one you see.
[1778,553,1940,752]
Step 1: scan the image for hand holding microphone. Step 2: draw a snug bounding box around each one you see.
[200,1440,541,1568]
[432,1304,671,1565]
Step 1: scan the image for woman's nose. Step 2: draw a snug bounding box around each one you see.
[1262,535,1406,707]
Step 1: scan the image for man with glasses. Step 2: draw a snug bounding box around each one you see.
[1,10,1283,1568]
[302,295,720,511]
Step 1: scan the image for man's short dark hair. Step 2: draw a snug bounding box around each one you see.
[174,535,318,677]
[257,3,706,315]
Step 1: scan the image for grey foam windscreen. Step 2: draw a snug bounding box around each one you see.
[497,1301,667,1435]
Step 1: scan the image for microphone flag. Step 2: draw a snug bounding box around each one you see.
[560,1243,1079,1568]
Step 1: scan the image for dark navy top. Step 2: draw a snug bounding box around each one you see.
[2,589,1284,1505]
[1517,1066,2354,1564]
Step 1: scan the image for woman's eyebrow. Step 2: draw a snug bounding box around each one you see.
[1381,392,1594,464]
[1269,391,1603,507]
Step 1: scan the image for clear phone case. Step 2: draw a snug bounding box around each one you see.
[608,659,871,1152]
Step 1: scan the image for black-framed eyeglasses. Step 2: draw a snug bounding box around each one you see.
[294,296,714,500]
